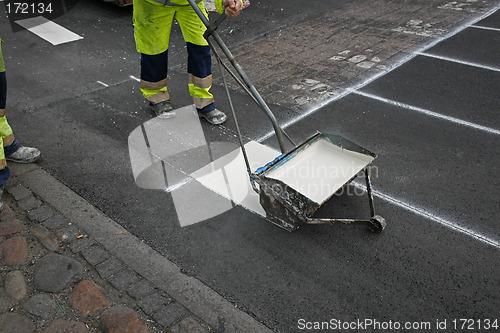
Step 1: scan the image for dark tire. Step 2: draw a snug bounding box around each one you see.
[369,215,386,233]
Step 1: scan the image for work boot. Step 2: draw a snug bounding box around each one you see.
[6,146,41,164]
[150,100,175,118]
[198,109,227,125]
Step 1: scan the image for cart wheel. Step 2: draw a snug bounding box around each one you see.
[368,215,386,233]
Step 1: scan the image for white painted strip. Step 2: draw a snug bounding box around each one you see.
[129,75,140,82]
[471,25,500,32]
[164,177,193,193]
[353,183,500,249]
[15,16,83,45]
[96,81,109,87]
[354,90,500,136]
[256,89,352,143]
[416,52,500,72]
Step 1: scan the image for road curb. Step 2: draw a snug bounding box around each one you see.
[14,165,271,333]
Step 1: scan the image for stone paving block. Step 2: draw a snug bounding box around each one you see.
[152,302,187,328]
[69,280,111,317]
[31,223,60,251]
[23,294,57,319]
[0,236,28,266]
[34,253,85,292]
[8,162,40,176]
[107,268,139,291]
[126,279,156,300]
[0,312,35,332]
[170,316,208,333]
[137,293,170,316]
[41,234,61,252]
[18,195,42,211]
[5,270,27,301]
[43,214,69,230]
[30,220,59,251]
[100,305,148,333]
[4,174,18,188]
[0,288,15,313]
[81,244,111,266]
[45,318,89,333]
[69,237,94,253]
[0,204,15,221]
[95,257,125,279]
[0,218,25,236]
[6,184,31,201]
[58,224,82,244]
[27,204,55,223]
[31,224,51,239]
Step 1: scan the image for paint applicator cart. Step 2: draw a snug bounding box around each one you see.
[187,0,386,233]
[250,133,386,232]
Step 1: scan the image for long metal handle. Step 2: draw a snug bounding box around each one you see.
[186,0,288,153]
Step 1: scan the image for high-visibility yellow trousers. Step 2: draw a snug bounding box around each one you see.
[0,39,16,175]
[133,0,216,112]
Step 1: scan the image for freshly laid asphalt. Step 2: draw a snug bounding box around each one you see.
[1,0,499,332]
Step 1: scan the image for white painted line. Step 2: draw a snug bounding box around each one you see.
[129,75,140,82]
[96,81,109,87]
[15,16,83,45]
[256,89,352,143]
[416,52,500,72]
[471,25,500,32]
[165,177,193,193]
[353,183,500,250]
[353,90,500,136]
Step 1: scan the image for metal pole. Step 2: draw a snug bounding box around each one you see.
[364,167,376,217]
[212,40,253,177]
[186,0,288,153]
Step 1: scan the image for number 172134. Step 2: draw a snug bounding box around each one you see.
[6,2,53,14]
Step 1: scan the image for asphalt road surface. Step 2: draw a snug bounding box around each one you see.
[1,0,499,331]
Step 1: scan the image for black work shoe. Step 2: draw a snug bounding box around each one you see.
[6,146,41,164]
[151,100,175,119]
[198,109,227,125]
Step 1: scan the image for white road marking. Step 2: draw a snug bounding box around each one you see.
[165,177,193,193]
[15,16,83,45]
[471,25,500,32]
[353,90,500,136]
[416,52,500,72]
[96,81,109,87]
[353,183,500,250]
[129,75,140,82]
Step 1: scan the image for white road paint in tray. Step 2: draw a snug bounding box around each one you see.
[266,138,374,204]
[15,16,83,45]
